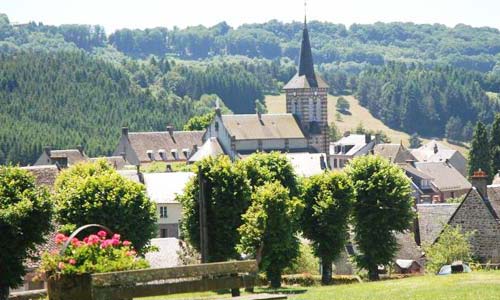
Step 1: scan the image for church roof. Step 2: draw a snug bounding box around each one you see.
[221,113,306,140]
[283,21,328,90]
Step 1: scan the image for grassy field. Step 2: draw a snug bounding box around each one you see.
[139,271,500,300]
[265,94,469,155]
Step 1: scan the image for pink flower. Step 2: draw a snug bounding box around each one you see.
[123,240,132,247]
[112,234,121,241]
[55,233,68,245]
[71,238,80,247]
[97,230,107,239]
[125,250,136,257]
[83,237,89,243]
[58,262,66,270]
[86,234,100,245]
[68,258,76,265]
[100,240,112,249]
[111,238,120,247]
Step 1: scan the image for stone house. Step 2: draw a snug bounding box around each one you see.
[143,172,194,238]
[330,133,376,169]
[400,163,440,204]
[373,143,416,164]
[411,140,467,176]
[34,146,88,168]
[113,126,204,166]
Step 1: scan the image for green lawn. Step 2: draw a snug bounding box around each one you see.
[139,271,500,300]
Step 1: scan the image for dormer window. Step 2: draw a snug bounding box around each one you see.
[182,148,190,158]
[171,149,178,160]
[158,149,167,161]
[147,150,154,161]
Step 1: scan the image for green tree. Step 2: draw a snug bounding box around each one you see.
[178,156,251,262]
[237,182,303,288]
[490,114,500,175]
[301,172,355,284]
[445,116,463,141]
[255,99,268,114]
[409,133,422,148]
[183,112,214,131]
[336,96,350,112]
[423,225,473,274]
[468,121,492,178]
[0,166,52,299]
[329,122,341,142]
[242,152,300,197]
[462,121,474,141]
[346,155,413,280]
[54,160,157,252]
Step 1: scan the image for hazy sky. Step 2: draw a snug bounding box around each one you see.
[3,0,500,33]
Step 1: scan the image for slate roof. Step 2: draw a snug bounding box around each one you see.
[283,73,329,89]
[145,238,181,269]
[143,172,194,204]
[487,185,500,219]
[26,224,60,269]
[90,156,128,169]
[50,149,88,165]
[285,152,327,177]
[399,164,433,180]
[126,131,204,162]
[373,144,416,164]
[414,162,471,192]
[188,137,225,163]
[117,169,143,184]
[395,231,423,262]
[411,140,461,163]
[417,203,459,244]
[221,114,305,140]
[330,134,374,156]
[21,165,60,189]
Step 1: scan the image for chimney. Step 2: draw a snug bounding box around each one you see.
[365,133,372,144]
[471,169,488,198]
[192,144,198,153]
[44,146,52,156]
[76,145,84,155]
[122,127,129,137]
[215,99,222,117]
[343,131,351,137]
[166,125,174,136]
[257,110,263,125]
[433,143,438,154]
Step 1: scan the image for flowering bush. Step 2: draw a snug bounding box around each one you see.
[40,230,149,276]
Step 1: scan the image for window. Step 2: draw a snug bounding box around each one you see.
[160,206,168,218]
[160,229,167,238]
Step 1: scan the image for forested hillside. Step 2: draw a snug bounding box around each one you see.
[2,12,500,164]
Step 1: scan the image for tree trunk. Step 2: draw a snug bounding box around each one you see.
[0,284,9,300]
[267,269,282,288]
[321,258,333,285]
[368,265,380,281]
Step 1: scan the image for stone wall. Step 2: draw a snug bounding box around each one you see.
[448,188,500,263]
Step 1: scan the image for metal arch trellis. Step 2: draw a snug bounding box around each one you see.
[59,224,113,255]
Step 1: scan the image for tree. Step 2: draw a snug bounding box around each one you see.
[301,172,355,284]
[445,116,463,141]
[462,122,474,141]
[490,114,500,174]
[178,156,251,262]
[423,225,473,273]
[242,152,300,197]
[329,122,341,142]
[54,160,157,252]
[346,155,413,280]
[183,112,214,131]
[255,99,268,114]
[336,96,350,112]
[408,133,422,149]
[0,166,52,299]
[237,182,303,288]
[468,121,492,178]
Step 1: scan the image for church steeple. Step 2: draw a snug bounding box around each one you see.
[298,17,318,87]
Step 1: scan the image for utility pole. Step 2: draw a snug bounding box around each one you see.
[198,171,209,263]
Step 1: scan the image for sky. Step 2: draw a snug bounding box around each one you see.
[2,0,500,33]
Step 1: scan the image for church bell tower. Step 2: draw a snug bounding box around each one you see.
[283,14,329,154]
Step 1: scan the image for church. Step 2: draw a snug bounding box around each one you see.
[202,17,330,161]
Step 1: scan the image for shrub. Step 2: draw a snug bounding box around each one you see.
[284,243,319,275]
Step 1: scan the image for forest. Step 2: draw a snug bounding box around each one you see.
[1,13,500,164]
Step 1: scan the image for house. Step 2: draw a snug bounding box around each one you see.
[285,152,328,177]
[330,133,376,169]
[21,165,60,190]
[393,231,424,274]
[90,156,129,170]
[416,203,459,245]
[373,143,416,164]
[205,110,309,160]
[34,146,88,168]
[411,140,467,176]
[113,126,204,166]
[399,163,439,204]
[143,172,194,238]
[188,137,225,163]
[414,161,471,202]
[394,259,423,274]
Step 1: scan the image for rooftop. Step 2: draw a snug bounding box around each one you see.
[21,165,60,189]
[221,113,305,140]
[143,172,194,204]
[417,203,459,244]
[188,137,225,163]
[414,161,471,192]
[285,152,327,177]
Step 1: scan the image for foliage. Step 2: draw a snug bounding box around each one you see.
[40,230,148,276]
[178,155,251,262]
[490,114,500,175]
[445,195,466,204]
[301,171,355,284]
[281,274,360,287]
[284,243,320,275]
[408,133,422,149]
[241,152,300,197]
[329,122,341,142]
[183,112,215,131]
[54,160,157,252]
[468,121,492,178]
[0,166,53,290]
[423,225,474,274]
[177,240,201,266]
[345,155,413,280]
[445,116,463,141]
[336,96,350,112]
[237,181,303,288]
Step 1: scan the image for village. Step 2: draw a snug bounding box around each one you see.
[2,2,500,300]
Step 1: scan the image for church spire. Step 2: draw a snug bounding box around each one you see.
[298,0,318,87]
